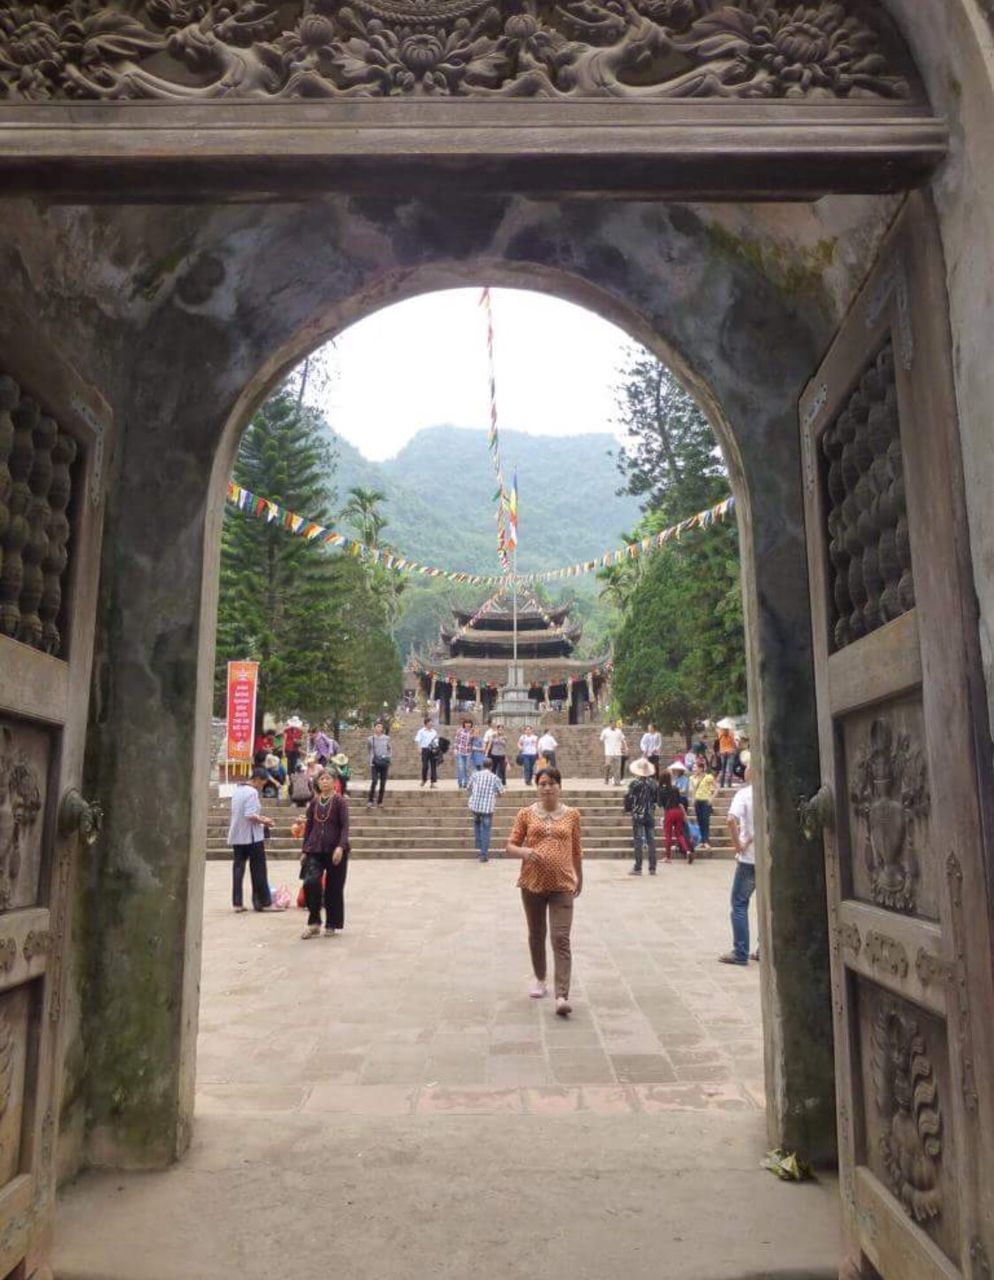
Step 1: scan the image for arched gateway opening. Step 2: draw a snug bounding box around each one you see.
[1,2,993,1277]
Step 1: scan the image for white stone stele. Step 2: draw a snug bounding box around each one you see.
[493,665,538,732]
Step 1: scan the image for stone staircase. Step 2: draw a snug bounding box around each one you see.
[337,719,687,781]
[205,785,738,861]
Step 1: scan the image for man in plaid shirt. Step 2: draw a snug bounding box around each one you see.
[467,758,504,861]
[454,718,475,789]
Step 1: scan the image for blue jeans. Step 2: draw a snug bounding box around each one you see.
[522,753,537,785]
[471,750,486,770]
[730,861,756,961]
[456,753,471,788]
[632,818,656,871]
[695,800,711,844]
[473,812,493,860]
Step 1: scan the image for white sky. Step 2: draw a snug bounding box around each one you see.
[309,288,637,461]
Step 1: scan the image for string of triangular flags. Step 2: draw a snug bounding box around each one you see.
[225,480,736,585]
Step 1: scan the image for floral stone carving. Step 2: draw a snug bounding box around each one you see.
[0,1,919,102]
[873,999,943,1224]
[850,717,928,914]
[0,726,42,911]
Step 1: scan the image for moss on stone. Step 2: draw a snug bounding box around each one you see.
[703,221,837,303]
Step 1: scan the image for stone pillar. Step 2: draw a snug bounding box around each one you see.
[81,338,228,1169]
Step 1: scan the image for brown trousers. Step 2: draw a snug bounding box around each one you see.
[520,888,574,997]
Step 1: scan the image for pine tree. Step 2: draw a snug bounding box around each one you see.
[215,382,350,728]
[606,350,747,732]
[613,349,728,523]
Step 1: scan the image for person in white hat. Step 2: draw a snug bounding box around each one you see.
[624,757,660,875]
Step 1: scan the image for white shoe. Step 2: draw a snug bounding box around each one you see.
[300,925,320,940]
[529,978,547,999]
[555,996,572,1018]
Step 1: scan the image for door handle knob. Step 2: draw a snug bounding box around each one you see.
[798,784,834,840]
[59,788,104,845]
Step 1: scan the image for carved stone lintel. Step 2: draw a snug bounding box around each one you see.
[0,938,15,972]
[0,0,921,105]
[838,921,862,959]
[865,929,909,979]
[22,928,52,962]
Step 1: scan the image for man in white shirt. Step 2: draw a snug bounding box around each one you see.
[227,768,275,912]
[640,723,662,775]
[537,729,558,768]
[600,721,626,786]
[415,717,439,788]
[719,759,755,965]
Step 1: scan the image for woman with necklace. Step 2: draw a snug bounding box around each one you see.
[299,769,350,939]
[506,766,583,1017]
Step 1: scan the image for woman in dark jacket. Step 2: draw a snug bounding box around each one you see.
[659,769,693,864]
[299,769,350,938]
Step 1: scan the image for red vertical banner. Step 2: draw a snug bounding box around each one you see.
[226,661,259,764]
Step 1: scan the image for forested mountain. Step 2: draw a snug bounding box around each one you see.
[328,425,643,575]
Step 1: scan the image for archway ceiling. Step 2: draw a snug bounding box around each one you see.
[0,0,945,199]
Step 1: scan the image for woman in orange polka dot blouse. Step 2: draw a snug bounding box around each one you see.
[506,766,583,1017]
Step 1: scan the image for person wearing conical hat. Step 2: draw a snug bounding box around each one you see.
[624,757,660,875]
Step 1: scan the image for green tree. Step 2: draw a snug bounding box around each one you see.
[215,378,350,728]
[613,349,727,523]
[340,484,407,627]
[607,351,747,731]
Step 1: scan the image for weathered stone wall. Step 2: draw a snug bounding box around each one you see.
[0,152,938,1176]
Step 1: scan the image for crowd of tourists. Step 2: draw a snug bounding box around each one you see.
[226,710,756,996]
[414,717,559,789]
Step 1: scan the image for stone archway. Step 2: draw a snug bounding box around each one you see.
[23,192,895,1179]
[2,3,994,1278]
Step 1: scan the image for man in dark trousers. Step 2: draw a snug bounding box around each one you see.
[227,768,274,912]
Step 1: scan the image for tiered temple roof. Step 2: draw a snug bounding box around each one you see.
[408,588,610,718]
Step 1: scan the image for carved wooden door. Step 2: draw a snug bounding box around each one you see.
[799,194,994,1280]
[0,303,109,1279]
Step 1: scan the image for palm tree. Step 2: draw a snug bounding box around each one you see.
[341,486,389,548]
[340,485,405,625]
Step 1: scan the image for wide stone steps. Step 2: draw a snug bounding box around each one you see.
[336,722,687,781]
[205,788,736,861]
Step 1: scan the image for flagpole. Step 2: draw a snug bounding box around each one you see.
[512,549,518,675]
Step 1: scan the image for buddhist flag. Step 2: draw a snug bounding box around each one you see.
[507,473,518,551]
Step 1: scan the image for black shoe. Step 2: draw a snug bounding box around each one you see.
[718,952,748,966]
[649,868,657,876]
[628,867,642,876]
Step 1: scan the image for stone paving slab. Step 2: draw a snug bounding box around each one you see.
[54,860,841,1280]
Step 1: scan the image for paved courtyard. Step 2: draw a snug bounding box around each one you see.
[55,860,841,1279]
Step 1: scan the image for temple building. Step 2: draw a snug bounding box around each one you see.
[409,591,610,724]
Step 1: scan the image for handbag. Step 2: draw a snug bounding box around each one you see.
[515,752,525,765]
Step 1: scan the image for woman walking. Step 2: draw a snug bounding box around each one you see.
[517,725,539,785]
[367,720,391,807]
[659,769,693,864]
[488,723,508,784]
[506,766,583,1017]
[689,757,717,852]
[299,769,350,939]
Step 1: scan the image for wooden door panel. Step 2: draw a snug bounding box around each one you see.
[0,306,110,1279]
[840,693,938,921]
[800,196,994,1279]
